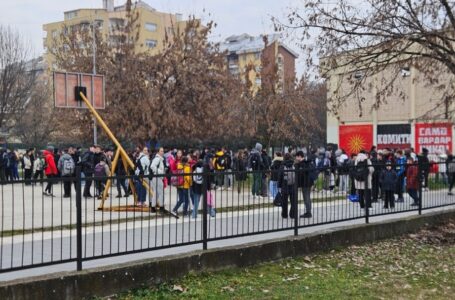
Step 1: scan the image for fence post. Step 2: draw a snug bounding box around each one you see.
[293,168,298,236]
[75,166,83,271]
[418,166,423,215]
[202,165,208,250]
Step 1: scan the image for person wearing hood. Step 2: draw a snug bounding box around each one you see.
[354,150,375,209]
[58,148,76,197]
[43,146,58,196]
[248,143,264,199]
[269,152,283,200]
[278,153,297,219]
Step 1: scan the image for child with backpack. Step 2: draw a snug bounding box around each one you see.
[94,158,110,199]
[379,161,398,209]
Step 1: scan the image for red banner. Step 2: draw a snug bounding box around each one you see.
[339,125,373,155]
[415,123,453,154]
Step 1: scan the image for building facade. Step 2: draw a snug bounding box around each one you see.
[324,62,455,155]
[219,34,298,93]
[43,0,188,69]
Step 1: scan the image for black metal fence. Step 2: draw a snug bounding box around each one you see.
[0,162,454,273]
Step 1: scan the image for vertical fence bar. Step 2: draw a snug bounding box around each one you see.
[75,167,82,271]
[419,164,423,215]
[293,168,298,236]
[202,166,208,250]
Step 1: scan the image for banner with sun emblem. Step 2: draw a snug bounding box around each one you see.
[339,125,373,155]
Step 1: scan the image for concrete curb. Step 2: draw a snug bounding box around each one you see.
[1,208,454,300]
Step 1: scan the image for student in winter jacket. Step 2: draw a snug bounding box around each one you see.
[191,160,204,219]
[23,151,33,185]
[269,152,283,200]
[248,143,264,199]
[448,154,455,195]
[212,149,226,189]
[278,153,297,219]
[94,158,110,199]
[379,161,397,209]
[134,147,150,206]
[33,154,44,182]
[394,150,407,202]
[114,155,129,198]
[172,156,192,216]
[58,149,76,197]
[336,150,350,194]
[295,151,315,218]
[150,147,166,212]
[406,157,420,206]
[43,147,58,196]
[418,148,430,191]
[354,151,375,209]
[233,150,247,193]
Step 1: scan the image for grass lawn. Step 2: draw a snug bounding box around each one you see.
[112,222,455,300]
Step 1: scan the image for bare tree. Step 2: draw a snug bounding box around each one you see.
[14,80,55,149]
[274,0,455,118]
[0,25,37,133]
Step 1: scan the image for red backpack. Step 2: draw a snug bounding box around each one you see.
[170,169,184,187]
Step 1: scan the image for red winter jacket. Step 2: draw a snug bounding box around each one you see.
[406,165,419,190]
[43,150,58,176]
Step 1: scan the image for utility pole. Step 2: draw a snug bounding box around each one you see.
[92,20,98,145]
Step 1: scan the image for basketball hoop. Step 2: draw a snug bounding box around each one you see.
[53,71,105,109]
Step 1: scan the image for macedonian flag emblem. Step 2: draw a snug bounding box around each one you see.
[347,134,367,154]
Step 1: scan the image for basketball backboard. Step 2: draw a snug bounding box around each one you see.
[53,71,105,109]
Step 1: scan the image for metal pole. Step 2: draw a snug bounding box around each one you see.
[418,164,423,215]
[76,166,83,271]
[92,21,98,145]
[202,165,208,250]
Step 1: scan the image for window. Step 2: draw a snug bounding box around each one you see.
[52,30,58,38]
[64,11,78,20]
[254,52,261,60]
[145,23,157,32]
[255,77,262,86]
[95,20,104,29]
[145,39,157,48]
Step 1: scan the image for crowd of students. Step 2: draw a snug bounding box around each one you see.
[2,143,453,220]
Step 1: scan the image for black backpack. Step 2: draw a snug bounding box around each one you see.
[353,160,369,182]
[250,153,261,171]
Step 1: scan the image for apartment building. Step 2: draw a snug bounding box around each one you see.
[43,0,189,69]
[219,34,298,93]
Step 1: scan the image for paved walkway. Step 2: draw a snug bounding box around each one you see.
[0,183,454,281]
[1,180,451,231]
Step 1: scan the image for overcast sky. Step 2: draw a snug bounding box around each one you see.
[1,0,298,58]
